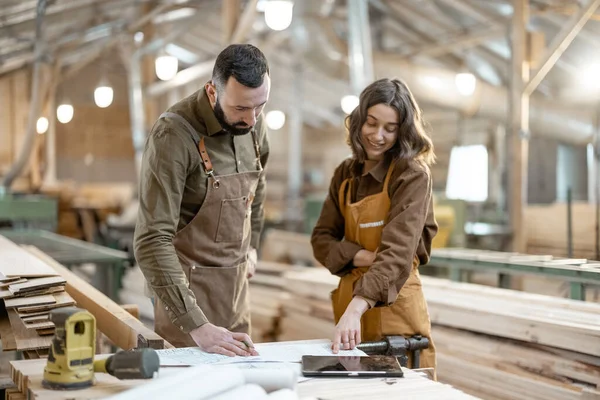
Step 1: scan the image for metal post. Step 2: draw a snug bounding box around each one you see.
[128,54,146,177]
[286,1,305,229]
[567,186,573,258]
[595,100,600,260]
[508,0,530,253]
[347,0,374,94]
[1,0,48,190]
[42,64,59,187]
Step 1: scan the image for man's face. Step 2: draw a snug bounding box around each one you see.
[207,75,270,135]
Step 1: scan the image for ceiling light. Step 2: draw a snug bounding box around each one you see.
[155,55,178,81]
[341,95,359,114]
[57,104,74,124]
[94,85,114,108]
[264,0,294,31]
[455,72,477,96]
[266,110,286,130]
[36,117,48,134]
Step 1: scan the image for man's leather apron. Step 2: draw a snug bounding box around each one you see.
[153,112,262,348]
[331,161,436,372]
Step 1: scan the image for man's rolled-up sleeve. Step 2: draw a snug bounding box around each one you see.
[133,130,208,333]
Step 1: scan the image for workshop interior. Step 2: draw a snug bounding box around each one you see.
[0,0,600,399]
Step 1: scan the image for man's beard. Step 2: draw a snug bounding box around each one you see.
[214,100,253,136]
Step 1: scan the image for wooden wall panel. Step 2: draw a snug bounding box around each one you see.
[0,76,13,169]
[55,105,134,159]
[0,69,30,175]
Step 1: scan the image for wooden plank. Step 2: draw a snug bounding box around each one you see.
[8,276,66,295]
[4,295,56,308]
[0,304,17,351]
[0,279,27,289]
[24,321,54,330]
[0,275,24,283]
[7,308,52,351]
[21,314,49,323]
[16,292,75,313]
[24,246,172,350]
[18,285,65,297]
[0,236,59,278]
[36,328,55,336]
[17,310,50,319]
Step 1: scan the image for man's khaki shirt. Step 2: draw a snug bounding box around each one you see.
[134,88,270,333]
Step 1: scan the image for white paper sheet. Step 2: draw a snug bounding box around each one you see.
[157,339,367,366]
[218,362,311,383]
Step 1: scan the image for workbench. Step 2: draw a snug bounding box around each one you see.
[0,229,129,301]
[7,354,479,400]
[429,247,600,300]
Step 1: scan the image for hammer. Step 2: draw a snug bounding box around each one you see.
[356,335,430,368]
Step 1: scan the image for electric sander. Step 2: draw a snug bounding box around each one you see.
[42,307,160,390]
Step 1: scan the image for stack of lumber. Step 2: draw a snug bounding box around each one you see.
[525,202,597,259]
[260,229,321,266]
[278,268,337,341]
[0,236,76,358]
[279,267,600,400]
[423,277,600,399]
[249,261,294,343]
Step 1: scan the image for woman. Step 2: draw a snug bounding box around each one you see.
[311,78,438,371]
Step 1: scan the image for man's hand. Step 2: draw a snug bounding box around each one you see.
[331,297,369,354]
[353,249,377,267]
[189,323,259,357]
[247,247,257,279]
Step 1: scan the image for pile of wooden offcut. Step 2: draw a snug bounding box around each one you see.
[248,261,295,343]
[278,268,336,342]
[0,235,76,359]
[423,277,600,400]
[278,267,600,400]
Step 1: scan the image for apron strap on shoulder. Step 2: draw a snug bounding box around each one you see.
[159,112,215,175]
[198,138,215,175]
[338,178,351,213]
[250,129,262,170]
[382,160,396,193]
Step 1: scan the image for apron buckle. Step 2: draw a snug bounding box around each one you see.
[206,169,220,189]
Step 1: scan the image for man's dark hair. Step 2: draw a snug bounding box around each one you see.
[212,44,270,92]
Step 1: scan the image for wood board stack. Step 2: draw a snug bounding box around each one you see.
[0,235,76,357]
[260,229,321,266]
[422,276,600,399]
[278,268,600,399]
[249,261,294,343]
[278,268,337,341]
[525,202,598,259]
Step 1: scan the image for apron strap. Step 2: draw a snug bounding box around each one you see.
[338,178,351,220]
[159,112,214,175]
[382,160,396,194]
[250,129,262,170]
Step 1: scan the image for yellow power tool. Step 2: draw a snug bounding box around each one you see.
[42,307,160,390]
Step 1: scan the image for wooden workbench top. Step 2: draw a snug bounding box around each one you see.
[8,358,478,400]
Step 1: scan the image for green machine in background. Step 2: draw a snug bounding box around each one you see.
[304,193,327,235]
[0,192,58,231]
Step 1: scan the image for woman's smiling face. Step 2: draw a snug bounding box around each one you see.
[360,103,399,161]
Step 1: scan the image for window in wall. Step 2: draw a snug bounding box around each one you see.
[445,144,489,202]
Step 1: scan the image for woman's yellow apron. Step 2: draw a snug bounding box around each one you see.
[331,162,436,372]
